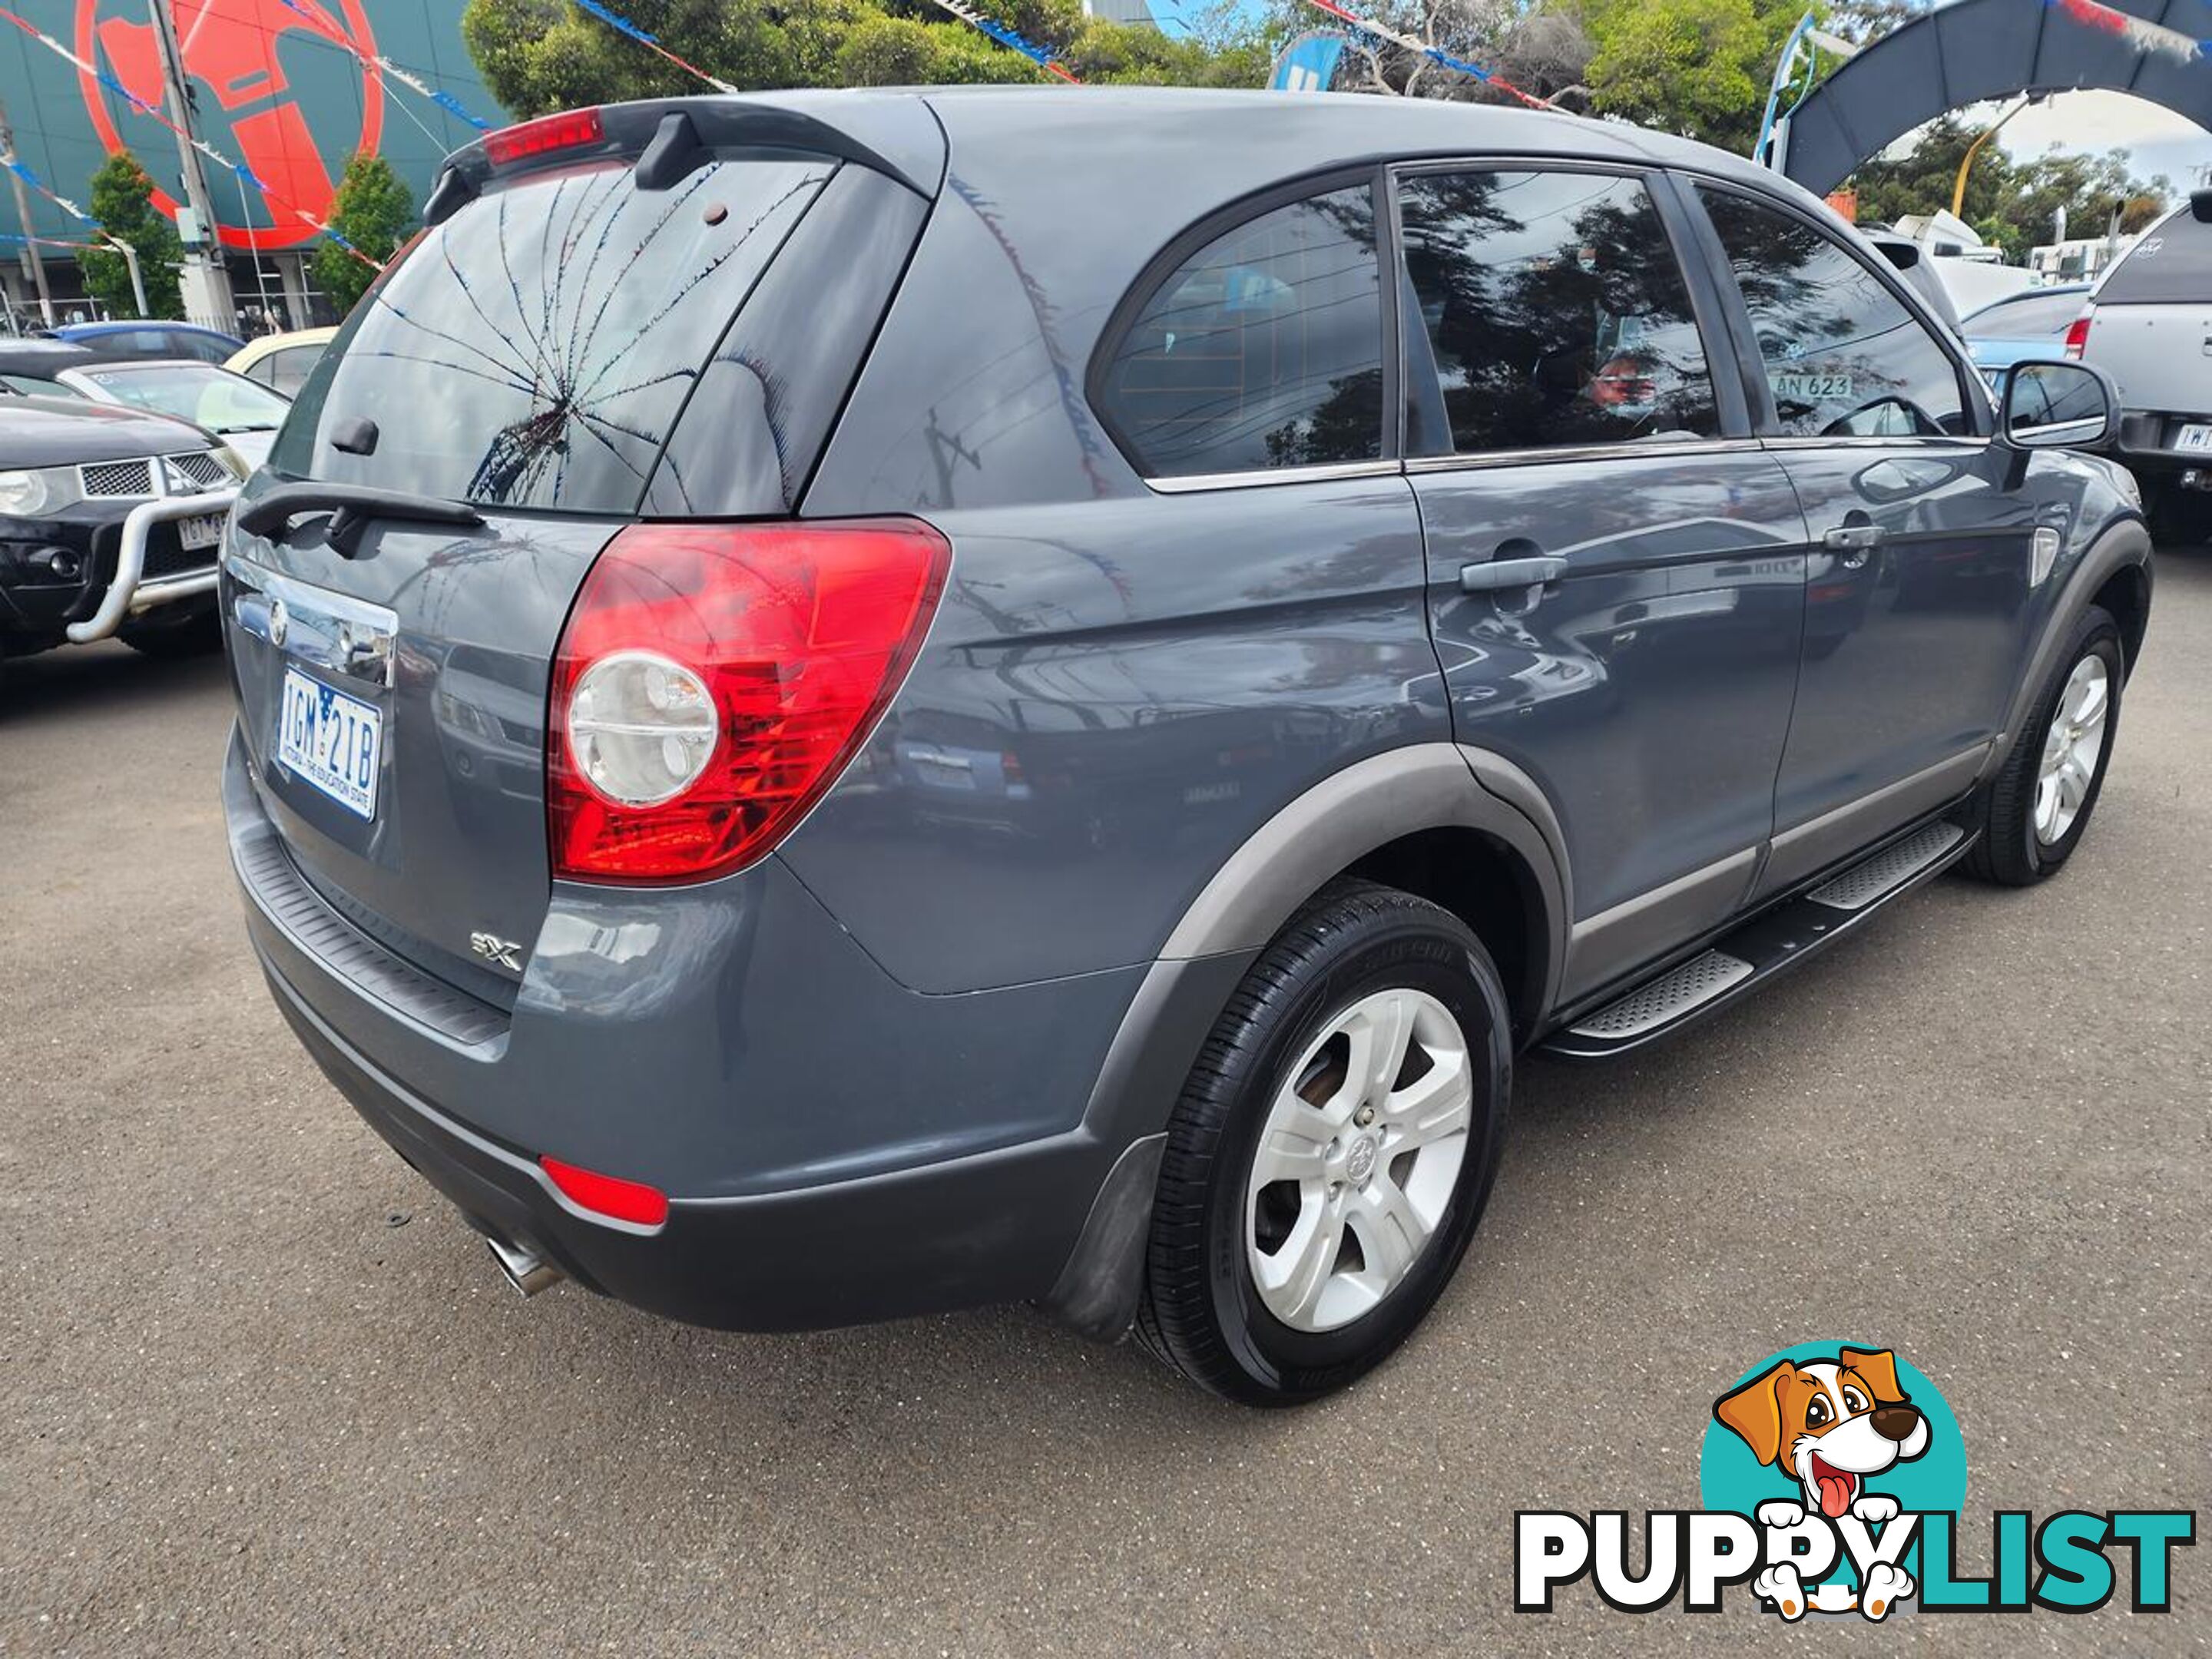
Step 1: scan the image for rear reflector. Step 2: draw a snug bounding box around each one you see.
[485,107,605,168]
[2063,310,2093,359]
[541,1155,670,1228]
[549,518,950,885]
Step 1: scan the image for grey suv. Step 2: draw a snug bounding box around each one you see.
[220,89,2151,1404]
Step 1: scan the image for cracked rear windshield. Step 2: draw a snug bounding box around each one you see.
[271,155,834,512]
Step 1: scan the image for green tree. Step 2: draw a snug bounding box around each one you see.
[81,151,183,320]
[1581,0,1806,154]
[1849,114,2168,254]
[462,0,1262,113]
[314,153,415,316]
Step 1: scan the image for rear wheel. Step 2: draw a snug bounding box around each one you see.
[1138,880,1511,1405]
[1965,605,2123,886]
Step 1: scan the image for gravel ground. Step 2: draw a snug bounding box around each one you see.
[3,554,2206,1656]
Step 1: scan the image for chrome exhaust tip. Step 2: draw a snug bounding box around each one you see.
[485,1233,563,1299]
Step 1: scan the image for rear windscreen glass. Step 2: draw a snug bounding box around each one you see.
[2095,214,2212,306]
[1962,289,2084,339]
[271,157,833,512]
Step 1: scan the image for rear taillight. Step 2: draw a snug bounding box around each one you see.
[2063,309,2093,359]
[549,518,950,885]
[484,107,604,168]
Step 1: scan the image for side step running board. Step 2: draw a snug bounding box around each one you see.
[1541,820,1973,1061]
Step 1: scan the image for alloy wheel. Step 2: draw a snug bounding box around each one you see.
[1244,988,1473,1333]
[2035,654,2110,846]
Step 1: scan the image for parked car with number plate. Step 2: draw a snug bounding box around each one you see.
[0,395,243,677]
[54,358,290,469]
[2071,189,2212,534]
[221,91,2151,1404]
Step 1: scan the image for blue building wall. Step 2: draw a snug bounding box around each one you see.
[1,2,505,247]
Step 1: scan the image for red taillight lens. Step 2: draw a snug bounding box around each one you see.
[540,1155,669,1228]
[484,107,604,168]
[549,518,950,884]
[2063,310,2093,359]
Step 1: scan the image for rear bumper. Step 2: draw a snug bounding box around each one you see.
[223,724,1165,1331]
[258,951,1126,1330]
[2114,410,2212,476]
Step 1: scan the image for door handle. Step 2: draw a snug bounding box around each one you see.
[1460,555,1568,595]
[1821,522,1883,569]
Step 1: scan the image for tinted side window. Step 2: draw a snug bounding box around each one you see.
[1700,189,1967,439]
[1096,186,1384,478]
[2097,212,2212,304]
[1399,171,1717,453]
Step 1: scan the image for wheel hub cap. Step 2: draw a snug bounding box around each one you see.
[1244,987,1475,1334]
[2034,654,2109,846]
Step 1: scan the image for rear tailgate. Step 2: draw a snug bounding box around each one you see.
[222,96,938,1000]
[2088,197,2212,431]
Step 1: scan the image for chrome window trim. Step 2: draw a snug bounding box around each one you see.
[1144,435,1793,492]
[1145,459,1406,494]
[1755,435,1992,452]
[1405,436,1767,475]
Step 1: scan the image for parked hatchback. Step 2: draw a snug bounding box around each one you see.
[221,91,2151,1404]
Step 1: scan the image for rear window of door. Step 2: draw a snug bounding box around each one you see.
[1396,169,1719,455]
[1093,184,1386,478]
[270,157,836,512]
[1698,188,1969,439]
[2095,210,2212,304]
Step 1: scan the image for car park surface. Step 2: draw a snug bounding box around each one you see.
[1,546,2204,1649]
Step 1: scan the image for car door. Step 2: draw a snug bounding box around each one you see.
[1395,165,1812,1000]
[1688,184,2037,896]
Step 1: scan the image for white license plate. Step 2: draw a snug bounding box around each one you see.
[2175,423,2212,452]
[178,512,225,550]
[277,668,382,820]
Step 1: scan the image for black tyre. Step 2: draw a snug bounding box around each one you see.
[118,607,223,659]
[1139,880,1511,1406]
[1965,604,2124,886]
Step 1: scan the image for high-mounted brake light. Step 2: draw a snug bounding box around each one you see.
[549,518,951,885]
[541,1155,669,1229]
[484,107,605,168]
[2063,309,2093,359]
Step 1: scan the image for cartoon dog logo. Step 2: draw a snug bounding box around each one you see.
[1714,1346,1930,1619]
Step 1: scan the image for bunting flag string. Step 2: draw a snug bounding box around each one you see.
[572,0,737,92]
[2045,0,2212,63]
[1300,0,1558,108]
[924,0,1082,83]
[0,2,383,269]
[273,0,493,130]
[0,139,150,284]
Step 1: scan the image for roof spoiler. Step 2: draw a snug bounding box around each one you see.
[425,95,945,225]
